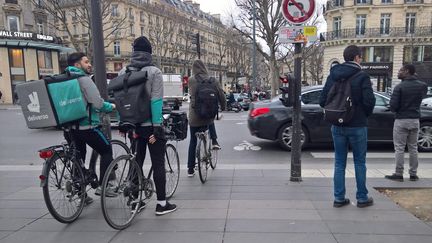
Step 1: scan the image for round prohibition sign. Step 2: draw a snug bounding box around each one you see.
[282,0,316,25]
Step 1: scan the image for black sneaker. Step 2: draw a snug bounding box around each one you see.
[155,202,177,216]
[131,199,146,213]
[385,174,404,182]
[410,175,419,181]
[333,198,350,208]
[357,197,374,208]
[212,140,221,150]
[187,168,195,177]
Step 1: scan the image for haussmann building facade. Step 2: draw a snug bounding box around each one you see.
[0,0,70,104]
[323,0,432,93]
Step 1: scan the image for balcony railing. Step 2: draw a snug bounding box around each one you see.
[105,51,132,58]
[404,0,424,3]
[5,0,18,4]
[323,27,432,41]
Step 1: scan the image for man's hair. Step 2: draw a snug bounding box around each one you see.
[67,52,86,66]
[403,64,416,75]
[343,45,362,62]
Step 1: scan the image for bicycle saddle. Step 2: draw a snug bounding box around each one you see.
[118,122,136,133]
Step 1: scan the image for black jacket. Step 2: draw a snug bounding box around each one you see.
[390,75,427,119]
[319,62,376,127]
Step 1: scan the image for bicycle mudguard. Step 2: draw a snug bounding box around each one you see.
[39,145,65,187]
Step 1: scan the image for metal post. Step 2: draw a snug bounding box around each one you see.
[90,0,111,139]
[290,43,302,182]
[252,0,257,91]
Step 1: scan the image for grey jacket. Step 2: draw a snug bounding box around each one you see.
[188,60,226,127]
[119,51,164,126]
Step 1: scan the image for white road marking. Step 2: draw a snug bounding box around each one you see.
[234,141,261,151]
[311,152,432,159]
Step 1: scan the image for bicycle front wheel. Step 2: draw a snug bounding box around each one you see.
[42,153,86,223]
[101,155,143,230]
[165,144,180,199]
[197,139,209,183]
[210,147,218,169]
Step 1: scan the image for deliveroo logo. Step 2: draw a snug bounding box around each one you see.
[28,92,41,113]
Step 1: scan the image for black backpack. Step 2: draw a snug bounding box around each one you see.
[194,77,219,119]
[108,67,151,124]
[324,71,363,125]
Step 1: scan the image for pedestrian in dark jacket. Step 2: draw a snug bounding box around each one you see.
[385,64,427,182]
[187,59,226,176]
[118,36,177,215]
[319,45,376,208]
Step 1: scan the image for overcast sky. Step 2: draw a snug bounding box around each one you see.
[193,0,237,18]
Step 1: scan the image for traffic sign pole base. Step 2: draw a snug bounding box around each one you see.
[290,176,302,182]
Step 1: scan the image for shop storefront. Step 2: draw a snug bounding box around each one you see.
[361,62,393,93]
[0,30,71,104]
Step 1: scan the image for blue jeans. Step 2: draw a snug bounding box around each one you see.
[331,126,369,202]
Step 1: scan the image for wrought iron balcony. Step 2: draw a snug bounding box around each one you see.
[404,0,424,3]
[323,27,432,41]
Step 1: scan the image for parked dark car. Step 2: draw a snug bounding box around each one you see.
[248,85,432,152]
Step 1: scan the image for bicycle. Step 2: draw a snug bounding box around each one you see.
[100,112,181,230]
[38,125,100,224]
[195,126,219,183]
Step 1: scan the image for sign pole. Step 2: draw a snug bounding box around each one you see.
[290,42,302,182]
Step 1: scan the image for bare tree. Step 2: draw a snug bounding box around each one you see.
[30,0,128,60]
[232,0,286,97]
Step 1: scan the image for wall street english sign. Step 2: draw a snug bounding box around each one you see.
[0,30,55,42]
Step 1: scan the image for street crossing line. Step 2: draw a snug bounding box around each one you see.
[311,152,432,159]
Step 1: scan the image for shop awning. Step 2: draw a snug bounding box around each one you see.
[0,39,75,53]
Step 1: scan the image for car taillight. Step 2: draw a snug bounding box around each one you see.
[39,150,54,159]
[250,107,270,118]
[39,175,46,181]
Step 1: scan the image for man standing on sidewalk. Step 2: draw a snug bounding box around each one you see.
[385,64,427,182]
[320,45,376,208]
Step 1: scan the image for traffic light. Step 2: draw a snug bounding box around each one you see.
[279,73,295,107]
[191,33,201,59]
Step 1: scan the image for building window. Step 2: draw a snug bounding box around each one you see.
[381,0,392,3]
[73,24,77,35]
[406,13,416,34]
[8,48,25,103]
[130,24,134,35]
[37,50,53,69]
[140,26,144,36]
[140,11,145,22]
[424,46,432,62]
[6,0,18,4]
[129,8,134,20]
[7,16,20,32]
[114,41,121,56]
[373,46,393,62]
[333,17,342,37]
[37,22,44,35]
[404,46,421,62]
[356,0,368,4]
[356,15,366,36]
[380,14,391,35]
[111,4,119,17]
[114,62,123,71]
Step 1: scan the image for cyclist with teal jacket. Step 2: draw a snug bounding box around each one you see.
[66,52,116,204]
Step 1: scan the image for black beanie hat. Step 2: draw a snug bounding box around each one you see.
[133,36,152,54]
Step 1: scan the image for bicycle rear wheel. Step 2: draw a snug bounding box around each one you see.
[197,139,209,183]
[111,139,131,157]
[42,153,86,223]
[165,143,180,199]
[101,155,143,230]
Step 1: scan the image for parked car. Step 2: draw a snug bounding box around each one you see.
[248,85,432,152]
[422,97,432,107]
[238,93,251,111]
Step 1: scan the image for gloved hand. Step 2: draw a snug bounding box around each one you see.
[152,126,166,140]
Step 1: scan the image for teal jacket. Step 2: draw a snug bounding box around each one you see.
[65,66,113,128]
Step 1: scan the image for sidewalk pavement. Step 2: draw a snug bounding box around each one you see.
[0,104,20,110]
[1,166,432,243]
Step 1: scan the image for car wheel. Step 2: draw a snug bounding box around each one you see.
[278,123,308,151]
[418,122,432,152]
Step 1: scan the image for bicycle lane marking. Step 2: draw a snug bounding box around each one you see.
[233,140,261,151]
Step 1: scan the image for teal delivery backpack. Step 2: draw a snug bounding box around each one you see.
[17,72,87,129]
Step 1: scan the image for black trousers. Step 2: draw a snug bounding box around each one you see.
[70,128,113,184]
[135,126,167,201]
